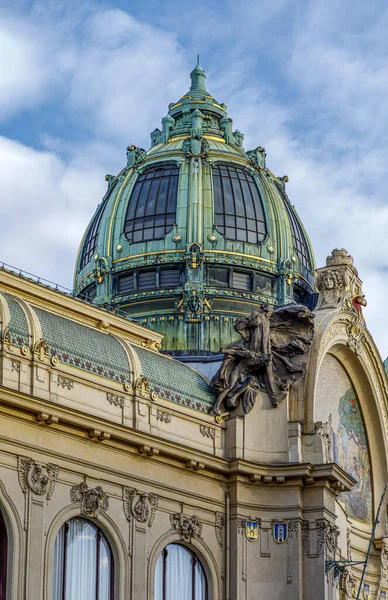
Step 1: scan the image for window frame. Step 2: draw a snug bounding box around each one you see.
[124,163,179,244]
[212,163,268,245]
[54,518,114,600]
[156,543,208,600]
[0,509,7,600]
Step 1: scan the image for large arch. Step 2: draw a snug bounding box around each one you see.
[303,310,388,531]
[147,530,221,600]
[43,504,129,600]
[0,480,24,600]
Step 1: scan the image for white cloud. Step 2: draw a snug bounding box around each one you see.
[1,0,388,358]
[0,136,105,287]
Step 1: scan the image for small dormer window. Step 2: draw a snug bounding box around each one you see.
[213,164,267,244]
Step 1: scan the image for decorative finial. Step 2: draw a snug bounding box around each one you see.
[190,56,206,92]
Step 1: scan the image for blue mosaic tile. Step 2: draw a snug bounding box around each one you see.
[33,306,132,384]
[2,292,30,348]
[135,346,214,414]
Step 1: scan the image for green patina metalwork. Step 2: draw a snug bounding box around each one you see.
[74,60,316,355]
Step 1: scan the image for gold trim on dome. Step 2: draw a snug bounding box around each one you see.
[170,102,182,109]
[113,250,185,264]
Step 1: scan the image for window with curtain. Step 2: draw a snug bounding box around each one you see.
[0,509,7,600]
[213,164,267,244]
[154,544,208,600]
[124,164,179,243]
[52,518,114,600]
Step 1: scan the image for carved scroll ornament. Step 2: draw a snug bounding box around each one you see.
[211,305,315,414]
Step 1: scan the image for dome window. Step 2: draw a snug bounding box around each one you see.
[79,194,111,270]
[280,186,312,272]
[124,164,179,243]
[213,164,267,244]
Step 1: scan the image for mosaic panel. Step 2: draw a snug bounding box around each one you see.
[316,354,372,523]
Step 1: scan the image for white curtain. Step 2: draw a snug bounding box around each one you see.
[154,544,207,600]
[52,518,112,600]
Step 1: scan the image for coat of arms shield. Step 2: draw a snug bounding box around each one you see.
[245,520,259,542]
[273,522,288,543]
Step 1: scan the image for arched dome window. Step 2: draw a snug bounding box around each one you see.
[52,518,114,600]
[213,164,267,244]
[0,508,7,600]
[79,192,112,271]
[124,164,179,243]
[276,183,312,272]
[154,543,208,600]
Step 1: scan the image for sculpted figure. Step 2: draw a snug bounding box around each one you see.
[211,305,315,415]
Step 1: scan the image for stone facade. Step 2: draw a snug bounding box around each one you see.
[0,247,387,599]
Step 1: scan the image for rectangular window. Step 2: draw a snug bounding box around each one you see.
[160,268,181,288]
[118,274,134,294]
[232,271,251,290]
[208,267,229,287]
[138,270,156,290]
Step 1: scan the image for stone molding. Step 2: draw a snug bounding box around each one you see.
[215,512,225,547]
[302,519,339,558]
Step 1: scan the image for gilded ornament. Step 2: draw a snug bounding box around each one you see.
[267,245,274,253]
[172,233,182,243]
[51,356,59,367]
[21,345,30,356]
[116,243,123,252]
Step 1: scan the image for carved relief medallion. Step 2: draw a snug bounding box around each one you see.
[70,482,109,517]
[123,487,158,527]
[17,455,58,499]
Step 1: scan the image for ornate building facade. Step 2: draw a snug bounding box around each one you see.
[0,61,388,600]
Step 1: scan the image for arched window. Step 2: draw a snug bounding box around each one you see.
[53,518,114,600]
[154,544,208,600]
[124,164,179,243]
[275,181,312,272]
[0,509,7,600]
[213,164,267,244]
[79,182,116,271]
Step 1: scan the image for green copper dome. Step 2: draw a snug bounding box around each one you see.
[74,61,316,357]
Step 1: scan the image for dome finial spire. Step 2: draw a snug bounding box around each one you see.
[190,55,206,93]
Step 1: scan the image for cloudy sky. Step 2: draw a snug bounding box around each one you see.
[1,0,388,355]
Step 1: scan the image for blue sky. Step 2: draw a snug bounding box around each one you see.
[1,0,388,354]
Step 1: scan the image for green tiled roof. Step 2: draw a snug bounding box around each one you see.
[2,292,30,348]
[135,346,214,414]
[33,306,132,384]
